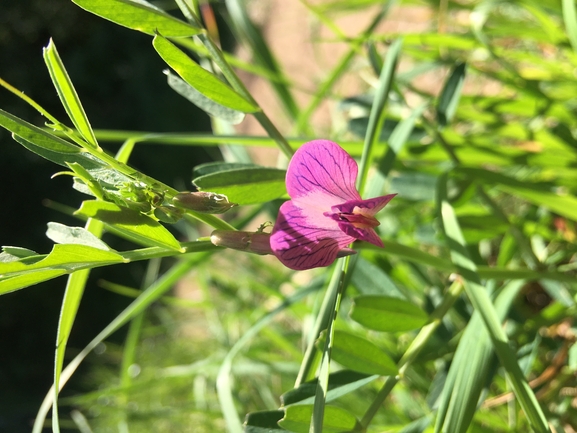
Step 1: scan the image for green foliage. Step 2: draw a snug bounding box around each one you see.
[1,0,577,433]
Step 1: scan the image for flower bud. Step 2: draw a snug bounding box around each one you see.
[210,230,272,255]
[173,192,237,214]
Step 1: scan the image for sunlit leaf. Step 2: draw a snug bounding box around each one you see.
[75,200,183,251]
[350,295,428,332]
[316,330,398,376]
[0,244,125,295]
[72,0,201,36]
[278,405,360,433]
[46,222,111,251]
[153,34,259,113]
[193,166,286,205]
[43,39,98,147]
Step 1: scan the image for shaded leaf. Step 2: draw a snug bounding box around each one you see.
[193,161,259,177]
[351,256,405,297]
[244,410,286,432]
[166,71,245,124]
[13,135,105,170]
[390,172,437,201]
[0,247,39,262]
[350,295,428,332]
[437,62,466,128]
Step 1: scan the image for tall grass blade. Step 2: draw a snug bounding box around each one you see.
[357,38,403,193]
[437,172,550,433]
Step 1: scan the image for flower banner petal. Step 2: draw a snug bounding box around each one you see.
[286,140,361,203]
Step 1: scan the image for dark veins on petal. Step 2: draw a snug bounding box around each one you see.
[293,148,358,201]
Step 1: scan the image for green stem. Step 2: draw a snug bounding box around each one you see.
[311,258,350,433]
[196,34,294,158]
[360,280,465,429]
[294,268,341,386]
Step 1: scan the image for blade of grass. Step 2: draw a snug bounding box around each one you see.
[434,280,525,433]
[51,218,103,433]
[562,0,577,53]
[216,282,321,433]
[310,259,349,433]
[437,172,550,433]
[360,280,465,429]
[357,38,403,193]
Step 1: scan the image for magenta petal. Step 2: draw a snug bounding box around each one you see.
[270,201,355,270]
[333,193,397,216]
[337,222,384,247]
[286,140,361,203]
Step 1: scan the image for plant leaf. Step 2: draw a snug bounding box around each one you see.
[281,370,377,406]
[316,330,398,376]
[75,200,183,251]
[437,62,466,128]
[43,39,98,147]
[166,71,245,124]
[0,270,67,295]
[437,172,550,433]
[244,410,285,432]
[153,34,259,113]
[46,222,111,250]
[193,167,286,205]
[71,0,201,36]
[0,244,125,295]
[278,405,360,433]
[350,295,428,332]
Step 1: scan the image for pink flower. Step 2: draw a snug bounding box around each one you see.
[270,140,396,270]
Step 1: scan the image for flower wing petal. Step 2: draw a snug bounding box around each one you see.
[286,140,361,203]
[333,194,397,216]
[338,223,384,247]
[271,200,354,270]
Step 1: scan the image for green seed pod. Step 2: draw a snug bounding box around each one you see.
[173,191,237,214]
